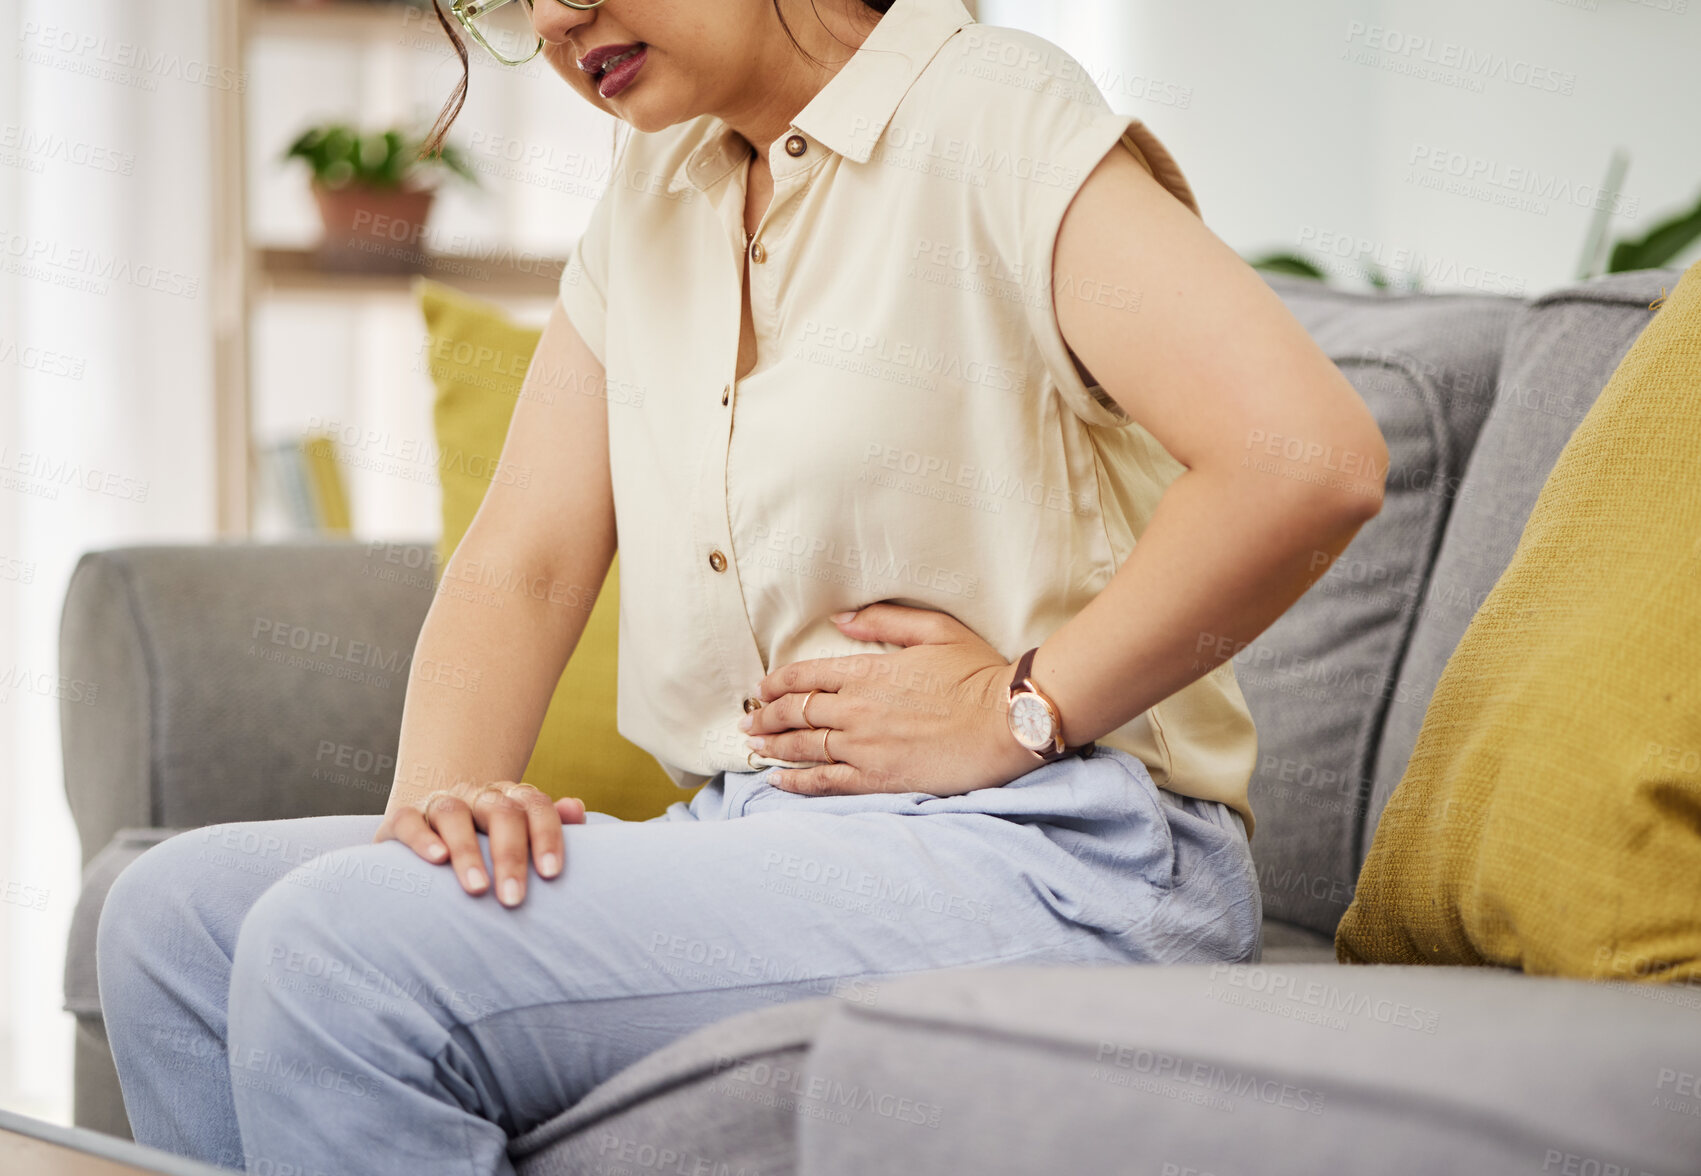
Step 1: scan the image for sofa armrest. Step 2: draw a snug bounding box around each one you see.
[798,964,1701,1175]
[59,539,437,870]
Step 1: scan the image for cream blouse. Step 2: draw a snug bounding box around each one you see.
[556,0,1259,832]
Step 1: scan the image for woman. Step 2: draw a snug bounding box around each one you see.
[97,0,1387,1172]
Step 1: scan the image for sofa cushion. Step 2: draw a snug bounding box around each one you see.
[1337,260,1701,977]
[1366,269,1683,848]
[797,963,1701,1176]
[1239,277,1519,940]
[1258,918,1336,964]
[507,996,833,1176]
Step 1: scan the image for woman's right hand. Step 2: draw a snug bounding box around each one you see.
[373,781,588,908]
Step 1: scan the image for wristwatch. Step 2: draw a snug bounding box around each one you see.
[1005,646,1096,763]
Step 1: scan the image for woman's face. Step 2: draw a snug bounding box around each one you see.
[531,0,815,135]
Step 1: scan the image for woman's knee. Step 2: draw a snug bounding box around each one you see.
[98,828,219,962]
[227,840,449,1019]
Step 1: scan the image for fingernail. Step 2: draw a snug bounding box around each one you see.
[500,878,520,905]
[539,852,559,876]
[738,714,753,731]
[831,610,856,622]
[746,736,765,750]
[426,843,446,860]
[466,867,486,889]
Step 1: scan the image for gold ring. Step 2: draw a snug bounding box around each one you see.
[747,748,762,770]
[800,689,820,730]
[821,727,836,765]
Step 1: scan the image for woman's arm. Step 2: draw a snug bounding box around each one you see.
[747,143,1387,797]
[375,299,617,905]
[1030,144,1388,748]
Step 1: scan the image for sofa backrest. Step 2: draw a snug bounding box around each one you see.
[1242,269,1681,943]
[1362,269,1678,862]
[1242,276,1521,939]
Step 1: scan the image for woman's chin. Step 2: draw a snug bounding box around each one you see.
[612,96,678,135]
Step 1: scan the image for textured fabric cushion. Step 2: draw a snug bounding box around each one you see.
[59,542,436,865]
[797,963,1701,1176]
[1238,277,1519,939]
[1365,269,1682,844]
[1258,918,1336,964]
[1337,260,1701,978]
[508,997,832,1176]
[419,280,686,820]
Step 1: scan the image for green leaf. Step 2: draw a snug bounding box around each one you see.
[1607,188,1701,272]
[282,120,480,190]
[1247,252,1328,281]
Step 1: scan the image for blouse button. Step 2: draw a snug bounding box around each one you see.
[784,134,807,157]
[749,240,767,264]
[708,549,728,573]
[742,696,762,713]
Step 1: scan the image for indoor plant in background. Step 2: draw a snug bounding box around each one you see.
[284,122,477,273]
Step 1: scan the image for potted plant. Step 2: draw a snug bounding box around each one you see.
[284,123,477,273]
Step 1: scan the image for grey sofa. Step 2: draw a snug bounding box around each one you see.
[64,268,1701,1174]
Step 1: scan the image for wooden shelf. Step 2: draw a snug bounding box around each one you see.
[256,246,565,299]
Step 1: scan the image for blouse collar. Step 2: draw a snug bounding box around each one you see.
[667,0,977,194]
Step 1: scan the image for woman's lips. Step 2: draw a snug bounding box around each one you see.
[596,44,647,99]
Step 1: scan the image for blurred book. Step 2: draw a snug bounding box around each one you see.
[257,432,352,534]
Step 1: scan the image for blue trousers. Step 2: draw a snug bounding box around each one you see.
[96,748,1261,1175]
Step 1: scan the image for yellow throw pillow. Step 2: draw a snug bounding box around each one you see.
[1336,261,1701,981]
[417,278,690,821]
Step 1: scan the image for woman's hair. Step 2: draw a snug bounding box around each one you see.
[419,0,896,159]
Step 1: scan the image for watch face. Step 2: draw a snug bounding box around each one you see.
[1008,692,1056,751]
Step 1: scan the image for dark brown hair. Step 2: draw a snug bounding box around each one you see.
[419,0,896,159]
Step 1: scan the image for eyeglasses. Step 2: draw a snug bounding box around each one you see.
[449,0,608,67]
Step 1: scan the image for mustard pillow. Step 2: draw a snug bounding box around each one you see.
[1336,260,1701,981]
[417,279,689,821]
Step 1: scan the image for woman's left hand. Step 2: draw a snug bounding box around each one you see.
[744,603,1038,796]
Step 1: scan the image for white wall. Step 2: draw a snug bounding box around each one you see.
[981,0,1701,295]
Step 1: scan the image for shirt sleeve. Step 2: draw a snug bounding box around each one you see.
[1019,103,1201,429]
[557,171,616,369]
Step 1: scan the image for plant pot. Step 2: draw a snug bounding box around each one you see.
[310,181,437,274]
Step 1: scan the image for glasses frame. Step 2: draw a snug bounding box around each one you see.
[449,0,609,67]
